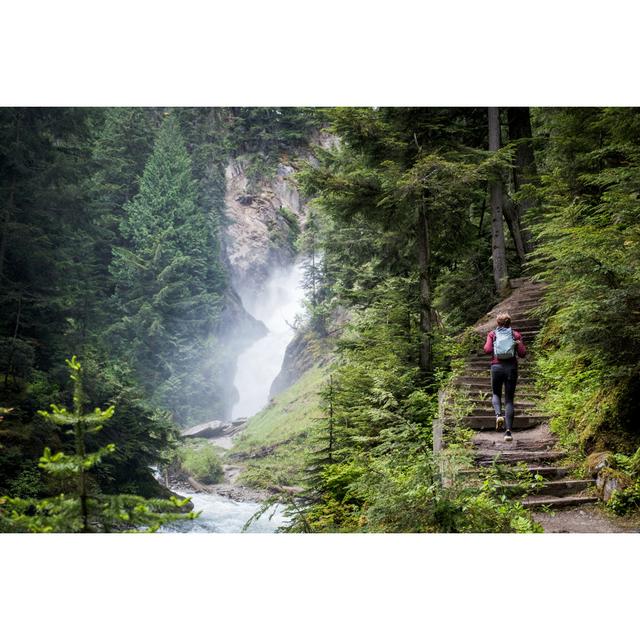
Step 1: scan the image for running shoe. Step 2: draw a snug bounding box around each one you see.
[504,430,513,442]
[496,415,505,431]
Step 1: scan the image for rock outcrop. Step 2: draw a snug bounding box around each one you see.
[181,417,247,447]
[218,286,267,344]
[182,420,226,439]
[269,305,349,397]
[222,157,309,298]
[269,329,315,398]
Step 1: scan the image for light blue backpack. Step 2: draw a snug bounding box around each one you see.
[493,326,516,359]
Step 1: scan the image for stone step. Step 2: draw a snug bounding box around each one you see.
[464,353,516,360]
[458,465,572,480]
[508,277,531,288]
[499,306,540,317]
[500,478,595,498]
[461,414,548,430]
[476,325,541,335]
[526,466,573,479]
[472,328,539,339]
[471,435,557,451]
[511,319,542,329]
[462,399,543,409]
[463,364,534,374]
[455,388,539,399]
[510,292,544,301]
[474,450,565,466]
[520,494,598,510]
[454,376,536,386]
[454,387,538,397]
[457,387,542,397]
[471,349,537,358]
[468,399,539,409]
[464,356,535,365]
[466,359,535,366]
[469,407,538,417]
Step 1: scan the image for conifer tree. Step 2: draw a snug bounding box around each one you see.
[89,108,157,313]
[0,357,196,533]
[110,112,224,423]
[299,107,488,377]
[506,106,536,255]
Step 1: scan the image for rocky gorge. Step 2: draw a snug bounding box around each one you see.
[164,148,318,529]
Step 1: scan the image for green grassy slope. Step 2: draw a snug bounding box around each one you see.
[229,364,327,488]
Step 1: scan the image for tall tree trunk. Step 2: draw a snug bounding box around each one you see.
[416,200,433,376]
[488,107,509,295]
[502,196,526,260]
[74,419,90,532]
[4,293,22,388]
[0,112,20,288]
[0,173,16,289]
[477,192,487,238]
[327,375,334,465]
[507,107,536,252]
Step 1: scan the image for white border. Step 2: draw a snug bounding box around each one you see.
[2,1,640,106]
[2,2,639,637]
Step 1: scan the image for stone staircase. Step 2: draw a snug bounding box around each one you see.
[444,277,598,511]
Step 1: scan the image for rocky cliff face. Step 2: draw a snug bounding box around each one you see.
[222,157,308,298]
[209,154,311,419]
[217,134,339,415]
[269,305,350,398]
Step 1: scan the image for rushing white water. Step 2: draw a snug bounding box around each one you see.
[160,490,286,533]
[231,261,307,419]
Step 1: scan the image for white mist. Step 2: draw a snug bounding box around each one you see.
[231,261,306,419]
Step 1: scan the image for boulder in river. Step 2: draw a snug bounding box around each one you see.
[182,420,226,439]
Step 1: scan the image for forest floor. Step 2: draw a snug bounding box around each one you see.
[532,504,640,533]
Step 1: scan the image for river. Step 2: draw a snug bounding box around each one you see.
[161,490,287,533]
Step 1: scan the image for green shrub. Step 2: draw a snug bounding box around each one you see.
[608,481,640,515]
[603,446,640,515]
[354,455,543,533]
[178,441,224,484]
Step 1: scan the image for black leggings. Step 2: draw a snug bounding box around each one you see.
[491,362,518,431]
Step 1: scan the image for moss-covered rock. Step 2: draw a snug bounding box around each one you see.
[585,451,613,477]
[597,467,632,502]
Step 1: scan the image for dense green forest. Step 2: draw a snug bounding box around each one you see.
[0,107,317,518]
[278,107,640,532]
[1,107,639,533]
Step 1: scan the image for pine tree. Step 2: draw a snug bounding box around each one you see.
[299,107,488,378]
[530,107,640,453]
[110,112,224,423]
[506,106,536,255]
[0,357,196,533]
[88,108,158,319]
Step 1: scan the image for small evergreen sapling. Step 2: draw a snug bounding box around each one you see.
[0,357,198,533]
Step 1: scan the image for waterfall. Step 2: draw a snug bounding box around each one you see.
[231,261,306,419]
[165,261,305,534]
